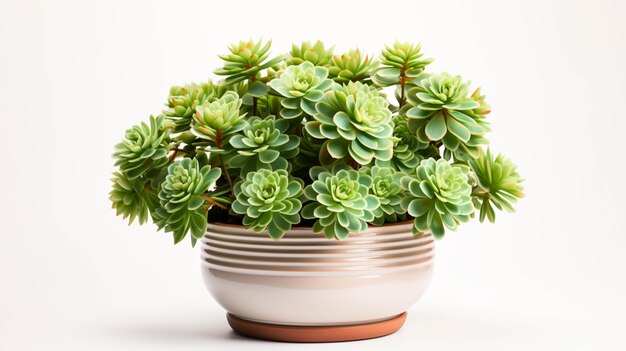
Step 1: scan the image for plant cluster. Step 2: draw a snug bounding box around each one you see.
[111,39,524,244]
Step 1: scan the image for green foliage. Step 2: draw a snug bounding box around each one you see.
[469,149,524,223]
[231,169,303,239]
[375,115,429,174]
[372,41,433,87]
[305,81,394,165]
[402,73,489,161]
[268,61,333,120]
[401,158,474,238]
[302,164,379,239]
[229,116,299,175]
[111,40,524,243]
[113,115,171,180]
[287,41,334,67]
[214,39,284,85]
[360,166,406,225]
[328,49,377,84]
[109,172,158,225]
[191,91,246,146]
[164,81,229,133]
[152,158,221,245]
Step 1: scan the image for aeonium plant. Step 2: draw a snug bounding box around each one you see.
[110,39,524,244]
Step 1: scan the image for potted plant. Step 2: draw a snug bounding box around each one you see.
[110,39,524,342]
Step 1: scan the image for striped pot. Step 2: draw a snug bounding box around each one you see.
[200,221,434,341]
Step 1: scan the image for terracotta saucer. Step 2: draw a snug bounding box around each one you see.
[227,312,407,343]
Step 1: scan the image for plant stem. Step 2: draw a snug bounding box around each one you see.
[214,130,234,196]
[399,78,406,108]
[202,194,228,210]
[168,147,189,162]
[347,156,362,170]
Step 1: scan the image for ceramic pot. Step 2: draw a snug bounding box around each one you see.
[200,221,434,342]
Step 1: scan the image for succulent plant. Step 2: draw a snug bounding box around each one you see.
[287,41,334,67]
[231,169,303,239]
[163,81,230,133]
[113,115,171,180]
[328,49,377,84]
[152,158,221,244]
[402,158,474,238]
[302,165,379,239]
[268,61,333,120]
[375,115,429,174]
[191,91,246,145]
[109,172,158,225]
[214,39,284,85]
[111,40,524,244]
[228,116,299,175]
[372,41,433,88]
[305,81,394,165]
[402,73,489,161]
[361,166,406,225]
[469,149,524,223]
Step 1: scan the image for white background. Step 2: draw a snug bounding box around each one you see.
[1,0,625,350]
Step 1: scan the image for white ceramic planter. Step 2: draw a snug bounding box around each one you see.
[200,221,434,332]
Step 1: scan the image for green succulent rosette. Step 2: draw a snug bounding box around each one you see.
[287,41,334,67]
[402,73,489,161]
[328,49,377,84]
[375,115,429,174]
[231,169,303,239]
[191,91,246,146]
[302,164,379,239]
[152,158,221,244]
[360,166,406,225]
[109,172,158,225]
[268,61,333,120]
[469,149,524,223]
[113,115,171,180]
[305,81,394,165]
[372,41,433,87]
[163,81,230,133]
[214,39,284,85]
[228,115,299,176]
[401,158,474,238]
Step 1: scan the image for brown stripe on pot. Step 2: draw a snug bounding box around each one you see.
[200,239,434,258]
[200,234,433,252]
[201,247,434,267]
[201,255,433,273]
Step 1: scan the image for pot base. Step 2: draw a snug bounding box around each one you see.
[227,312,407,343]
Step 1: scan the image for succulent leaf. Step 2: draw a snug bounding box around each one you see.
[372,41,433,87]
[191,91,246,144]
[287,41,334,67]
[306,81,393,166]
[402,73,489,161]
[469,149,524,223]
[402,158,474,238]
[229,115,299,176]
[328,49,377,84]
[214,39,283,85]
[302,164,379,239]
[113,115,171,180]
[231,169,303,239]
[268,61,333,120]
[360,166,406,225]
[152,158,221,245]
